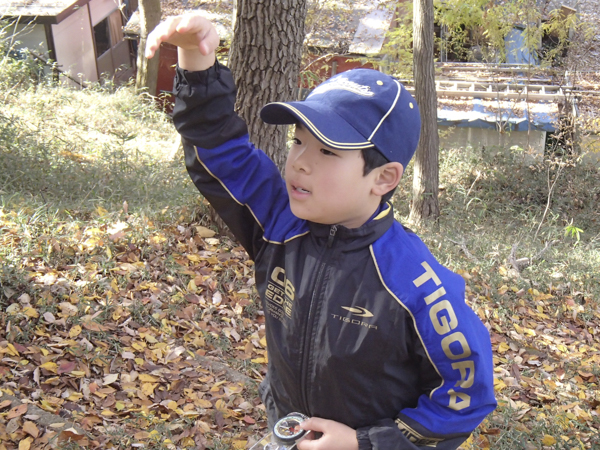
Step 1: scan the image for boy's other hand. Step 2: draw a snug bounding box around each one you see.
[145,13,219,71]
[297,417,359,450]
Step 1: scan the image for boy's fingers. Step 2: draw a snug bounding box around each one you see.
[145,17,181,58]
[198,26,220,55]
[296,439,319,450]
[300,417,326,432]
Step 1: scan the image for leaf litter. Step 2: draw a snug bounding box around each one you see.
[0,207,599,449]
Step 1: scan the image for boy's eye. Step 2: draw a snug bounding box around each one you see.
[320,148,337,156]
[292,137,301,145]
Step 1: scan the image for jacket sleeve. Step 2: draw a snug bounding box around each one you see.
[172,62,304,260]
[360,231,497,449]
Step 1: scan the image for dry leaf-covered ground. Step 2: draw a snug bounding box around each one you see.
[0,206,271,450]
[1,200,599,449]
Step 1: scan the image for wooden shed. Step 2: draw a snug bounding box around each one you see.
[2,0,134,85]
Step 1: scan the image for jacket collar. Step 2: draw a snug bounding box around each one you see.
[308,203,394,250]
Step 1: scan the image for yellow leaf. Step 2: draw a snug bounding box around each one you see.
[6,343,20,356]
[232,440,247,449]
[101,410,115,416]
[144,334,158,344]
[134,358,145,366]
[150,233,167,245]
[132,342,146,351]
[96,206,108,217]
[66,392,83,402]
[210,380,227,392]
[541,435,556,445]
[196,226,216,238]
[69,371,86,377]
[181,437,196,447]
[138,374,159,383]
[187,279,198,293]
[215,399,227,411]
[251,357,267,364]
[18,437,33,450]
[39,362,58,373]
[115,401,125,411]
[69,325,82,338]
[23,307,39,318]
[39,400,57,412]
[496,342,510,354]
[259,336,267,348]
[494,379,507,392]
[167,401,178,411]
[141,382,158,396]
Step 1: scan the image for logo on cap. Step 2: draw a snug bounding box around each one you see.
[309,76,375,98]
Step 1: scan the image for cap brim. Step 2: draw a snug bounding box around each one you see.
[260,101,374,151]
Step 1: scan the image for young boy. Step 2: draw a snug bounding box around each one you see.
[146,13,496,450]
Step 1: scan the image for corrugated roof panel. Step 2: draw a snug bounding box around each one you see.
[1,0,80,17]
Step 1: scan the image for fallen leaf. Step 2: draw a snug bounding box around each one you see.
[18,437,33,450]
[541,435,556,445]
[7,403,28,419]
[69,325,82,338]
[103,373,119,385]
[22,421,39,438]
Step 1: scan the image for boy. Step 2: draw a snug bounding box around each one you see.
[146,13,496,450]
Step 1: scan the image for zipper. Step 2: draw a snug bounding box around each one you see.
[299,224,338,414]
[327,225,338,247]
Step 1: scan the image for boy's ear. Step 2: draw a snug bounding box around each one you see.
[371,162,404,196]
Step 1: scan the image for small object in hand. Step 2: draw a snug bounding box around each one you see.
[273,412,309,443]
[250,412,309,450]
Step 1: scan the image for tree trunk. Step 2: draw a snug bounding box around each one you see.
[135,0,161,95]
[410,0,440,223]
[229,0,308,172]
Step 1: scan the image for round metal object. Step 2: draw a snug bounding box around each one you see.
[273,412,309,444]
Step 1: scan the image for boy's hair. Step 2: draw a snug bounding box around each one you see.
[361,148,396,203]
[361,147,389,176]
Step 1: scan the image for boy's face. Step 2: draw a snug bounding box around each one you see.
[284,124,383,229]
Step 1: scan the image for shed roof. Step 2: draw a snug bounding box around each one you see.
[0,0,89,17]
[1,0,90,23]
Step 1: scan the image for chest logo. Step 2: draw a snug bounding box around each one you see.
[341,306,374,318]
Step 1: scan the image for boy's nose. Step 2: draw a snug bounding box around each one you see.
[290,147,311,173]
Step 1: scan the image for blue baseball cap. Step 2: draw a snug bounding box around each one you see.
[260,68,421,168]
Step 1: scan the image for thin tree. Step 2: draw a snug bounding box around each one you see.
[229,0,308,171]
[135,0,161,94]
[410,0,440,223]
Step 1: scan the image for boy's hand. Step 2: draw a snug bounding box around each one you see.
[145,13,219,71]
[297,417,359,450]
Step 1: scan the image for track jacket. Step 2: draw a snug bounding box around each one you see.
[172,61,497,450]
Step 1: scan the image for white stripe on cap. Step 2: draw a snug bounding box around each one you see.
[368,80,401,141]
[276,103,375,150]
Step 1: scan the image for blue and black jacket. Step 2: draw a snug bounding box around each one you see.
[172,61,497,450]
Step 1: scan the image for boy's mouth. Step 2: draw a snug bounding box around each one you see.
[292,185,310,194]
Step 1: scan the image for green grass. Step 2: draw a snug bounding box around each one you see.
[395,144,600,307]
